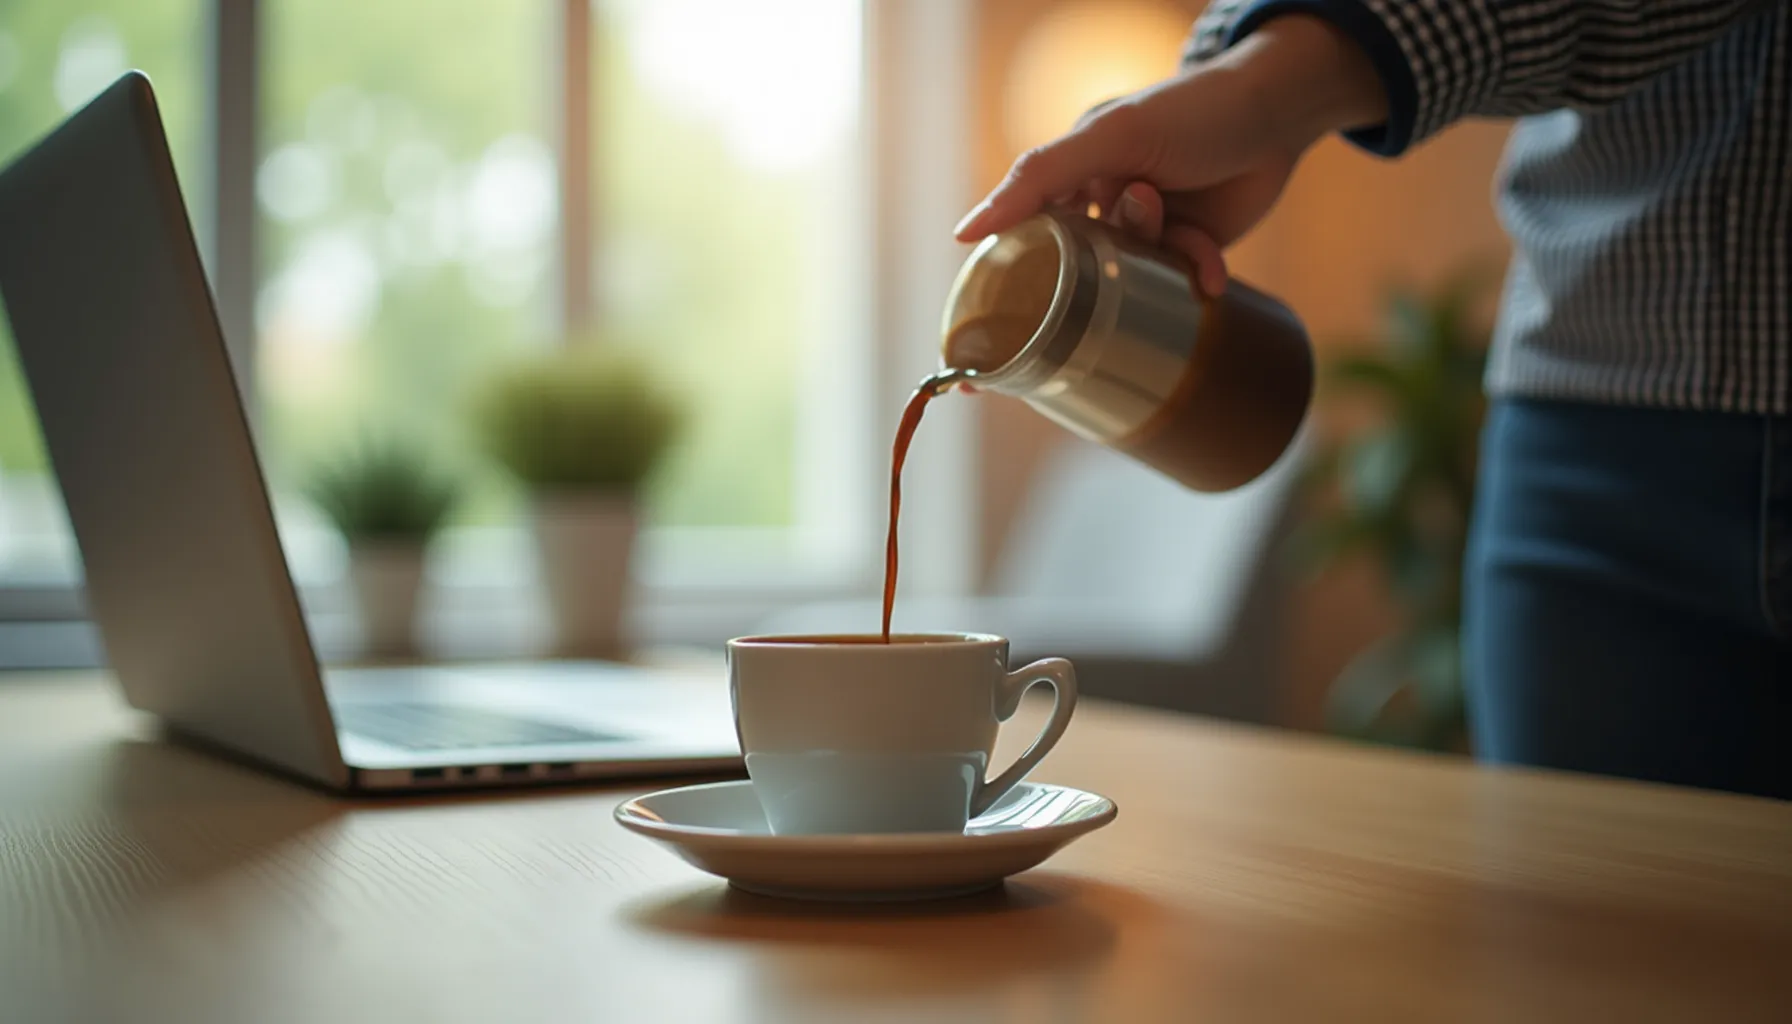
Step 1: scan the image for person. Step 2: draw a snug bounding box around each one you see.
[956,1,1791,799]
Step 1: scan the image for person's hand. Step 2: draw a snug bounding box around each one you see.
[954,15,1387,297]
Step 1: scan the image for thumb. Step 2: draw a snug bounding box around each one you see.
[955,108,1148,241]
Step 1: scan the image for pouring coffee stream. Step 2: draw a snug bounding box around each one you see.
[880,210,1314,643]
[881,367,976,643]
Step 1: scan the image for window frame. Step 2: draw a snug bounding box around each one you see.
[0,0,981,650]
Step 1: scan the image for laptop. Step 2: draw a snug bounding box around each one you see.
[0,72,741,792]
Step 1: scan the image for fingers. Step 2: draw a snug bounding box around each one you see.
[954,107,1146,241]
[1100,182,1225,297]
[1071,96,1123,132]
[1111,181,1165,244]
[1158,150,1299,249]
[1163,225,1230,299]
[958,169,1227,300]
[1087,179,1124,222]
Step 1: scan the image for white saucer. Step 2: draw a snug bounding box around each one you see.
[615,780,1117,901]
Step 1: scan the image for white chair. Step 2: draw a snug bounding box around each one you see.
[757,433,1307,724]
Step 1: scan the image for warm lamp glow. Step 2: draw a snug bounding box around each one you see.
[1002,0,1190,154]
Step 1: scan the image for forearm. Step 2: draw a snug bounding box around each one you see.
[1214,14,1390,152]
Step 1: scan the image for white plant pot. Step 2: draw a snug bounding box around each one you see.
[530,493,639,660]
[349,542,427,660]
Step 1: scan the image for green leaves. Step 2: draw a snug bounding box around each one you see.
[1325,623,1467,752]
[1299,266,1494,752]
[1343,430,1413,515]
[473,343,686,493]
[1330,353,1407,396]
[303,432,464,543]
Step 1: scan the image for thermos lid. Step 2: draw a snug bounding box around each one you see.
[940,211,1097,392]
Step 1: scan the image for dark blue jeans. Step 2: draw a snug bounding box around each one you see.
[1465,398,1792,800]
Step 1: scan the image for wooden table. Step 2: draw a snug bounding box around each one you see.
[2,672,1788,1023]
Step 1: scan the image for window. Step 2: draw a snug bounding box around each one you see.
[260,0,557,479]
[0,0,975,652]
[254,0,559,589]
[591,0,865,539]
[256,0,874,591]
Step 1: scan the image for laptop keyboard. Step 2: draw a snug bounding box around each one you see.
[336,701,623,752]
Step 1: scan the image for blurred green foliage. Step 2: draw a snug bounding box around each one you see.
[1294,266,1496,752]
[474,341,684,493]
[303,430,463,542]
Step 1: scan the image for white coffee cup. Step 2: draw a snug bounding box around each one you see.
[727,632,1078,835]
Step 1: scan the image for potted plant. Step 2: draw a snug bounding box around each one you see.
[474,345,683,660]
[1294,267,1495,752]
[304,432,463,660]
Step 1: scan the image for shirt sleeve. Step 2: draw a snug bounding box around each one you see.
[1181,0,1779,156]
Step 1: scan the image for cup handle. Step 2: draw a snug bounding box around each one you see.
[970,658,1078,818]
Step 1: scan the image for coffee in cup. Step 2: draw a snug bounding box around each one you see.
[727,632,1078,835]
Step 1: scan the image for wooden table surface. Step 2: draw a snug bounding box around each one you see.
[2,671,1789,1024]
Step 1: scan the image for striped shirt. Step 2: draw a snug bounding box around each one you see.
[1186,0,1792,414]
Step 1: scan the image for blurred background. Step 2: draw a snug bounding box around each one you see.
[0,0,1509,749]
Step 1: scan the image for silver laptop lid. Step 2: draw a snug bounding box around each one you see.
[0,73,347,787]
